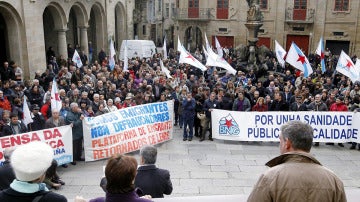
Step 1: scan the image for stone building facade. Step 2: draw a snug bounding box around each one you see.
[0,0,133,79]
[174,0,360,57]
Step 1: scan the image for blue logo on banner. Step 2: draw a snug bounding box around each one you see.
[218,114,240,136]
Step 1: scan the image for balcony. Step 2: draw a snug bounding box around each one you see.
[173,8,213,21]
[285,8,315,24]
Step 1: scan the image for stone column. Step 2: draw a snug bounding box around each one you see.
[57,29,68,59]
[79,26,89,56]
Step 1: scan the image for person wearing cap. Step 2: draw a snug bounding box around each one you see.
[2,113,27,137]
[121,93,136,109]
[28,104,46,131]
[0,141,67,201]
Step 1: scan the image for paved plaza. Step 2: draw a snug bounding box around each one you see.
[55,127,360,201]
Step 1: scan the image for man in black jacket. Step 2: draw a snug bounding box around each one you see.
[0,148,15,190]
[135,145,173,198]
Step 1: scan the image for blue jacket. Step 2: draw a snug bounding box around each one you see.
[182,98,196,118]
[65,110,83,140]
[203,98,219,118]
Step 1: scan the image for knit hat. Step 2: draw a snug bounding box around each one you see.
[11,141,53,181]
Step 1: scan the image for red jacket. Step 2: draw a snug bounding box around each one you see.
[252,104,268,112]
[0,97,11,111]
[329,103,348,111]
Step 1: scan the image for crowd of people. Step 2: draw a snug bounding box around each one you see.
[0,44,359,148]
[0,41,354,200]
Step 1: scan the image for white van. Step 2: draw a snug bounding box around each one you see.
[119,40,156,59]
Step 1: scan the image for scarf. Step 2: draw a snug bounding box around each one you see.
[10,179,49,193]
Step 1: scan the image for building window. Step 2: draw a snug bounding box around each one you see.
[158,0,162,12]
[294,0,307,9]
[143,25,146,35]
[171,3,175,15]
[217,0,229,19]
[189,0,199,8]
[334,0,349,11]
[165,3,169,17]
[259,0,268,10]
[176,0,179,8]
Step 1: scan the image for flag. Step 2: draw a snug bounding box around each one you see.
[285,42,313,78]
[51,78,62,112]
[22,96,33,126]
[336,50,360,83]
[205,45,237,75]
[215,36,223,57]
[356,58,360,69]
[275,40,287,67]
[109,38,116,70]
[160,60,172,79]
[72,49,83,68]
[163,37,168,60]
[316,37,326,73]
[204,33,211,51]
[202,46,209,60]
[123,40,128,71]
[177,37,207,71]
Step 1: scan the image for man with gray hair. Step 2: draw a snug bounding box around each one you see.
[248,120,346,202]
[65,102,84,165]
[134,145,173,198]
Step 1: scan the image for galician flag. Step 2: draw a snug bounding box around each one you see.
[22,96,33,126]
[177,36,207,71]
[160,60,172,79]
[285,42,313,78]
[215,36,223,57]
[316,37,326,73]
[109,38,116,70]
[51,78,62,112]
[336,50,360,83]
[123,40,128,71]
[163,37,168,60]
[275,40,287,67]
[72,49,83,68]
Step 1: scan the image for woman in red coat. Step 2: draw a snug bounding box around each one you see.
[252,97,268,112]
[329,97,348,111]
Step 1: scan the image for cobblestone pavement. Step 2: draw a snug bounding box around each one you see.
[55,127,360,200]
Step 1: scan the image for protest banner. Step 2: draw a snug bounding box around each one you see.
[83,101,174,162]
[0,125,73,166]
[212,109,360,143]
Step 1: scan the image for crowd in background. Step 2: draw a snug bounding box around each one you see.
[0,43,359,148]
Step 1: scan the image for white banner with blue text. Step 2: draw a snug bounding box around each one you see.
[83,101,174,162]
[211,109,360,143]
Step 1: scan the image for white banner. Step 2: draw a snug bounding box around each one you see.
[212,110,360,143]
[0,125,73,166]
[83,101,174,162]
